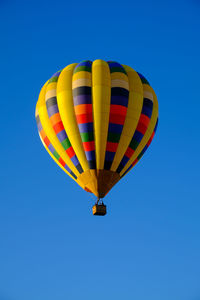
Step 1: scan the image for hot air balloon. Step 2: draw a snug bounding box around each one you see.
[35,60,158,215]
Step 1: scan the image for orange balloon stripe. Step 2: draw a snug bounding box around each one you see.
[43,136,50,147]
[50,112,61,126]
[74,104,93,115]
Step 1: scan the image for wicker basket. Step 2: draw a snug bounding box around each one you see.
[92,204,107,216]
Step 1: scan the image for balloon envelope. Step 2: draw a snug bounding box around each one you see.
[35,60,158,198]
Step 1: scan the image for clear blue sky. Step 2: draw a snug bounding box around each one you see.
[1,0,200,299]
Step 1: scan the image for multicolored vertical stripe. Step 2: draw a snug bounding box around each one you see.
[72,61,96,169]
[121,118,158,178]
[36,114,77,179]
[46,71,83,174]
[104,61,129,170]
[116,77,153,173]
